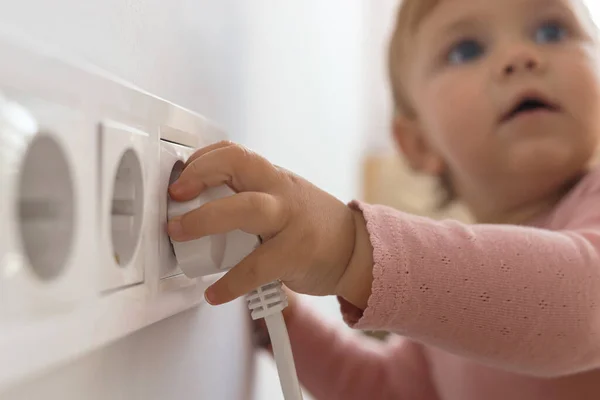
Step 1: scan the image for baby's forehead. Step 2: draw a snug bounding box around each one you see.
[420,0,583,32]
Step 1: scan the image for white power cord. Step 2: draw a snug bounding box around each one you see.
[167,182,303,400]
[247,281,303,400]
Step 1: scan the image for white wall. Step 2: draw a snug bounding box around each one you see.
[238,1,365,201]
[584,1,600,29]
[0,1,369,399]
[362,0,399,154]
[1,306,254,400]
[0,0,248,136]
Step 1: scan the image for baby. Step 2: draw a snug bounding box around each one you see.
[168,0,600,398]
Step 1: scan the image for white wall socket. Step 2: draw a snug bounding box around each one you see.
[99,121,148,292]
[0,30,229,393]
[0,92,98,320]
[158,140,194,280]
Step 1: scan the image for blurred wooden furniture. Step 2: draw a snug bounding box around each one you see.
[361,152,472,222]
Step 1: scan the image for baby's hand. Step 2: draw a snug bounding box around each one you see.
[167,141,360,305]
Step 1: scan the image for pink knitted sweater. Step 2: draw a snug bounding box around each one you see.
[286,166,600,400]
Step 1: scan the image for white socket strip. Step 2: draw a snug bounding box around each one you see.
[0,31,227,392]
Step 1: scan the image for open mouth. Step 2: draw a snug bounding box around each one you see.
[502,96,559,122]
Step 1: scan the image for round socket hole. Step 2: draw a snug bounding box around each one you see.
[169,160,185,186]
[18,134,75,281]
[111,149,144,267]
[166,160,185,256]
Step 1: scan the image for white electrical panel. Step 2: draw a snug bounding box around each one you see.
[0,32,227,393]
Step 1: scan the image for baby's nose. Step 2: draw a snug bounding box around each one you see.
[499,46,545,78]
[504,57,538,75]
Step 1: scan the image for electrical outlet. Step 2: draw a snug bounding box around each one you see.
[0,33,230,391]
[99,121,149,292]
[157,140,194,280]
[0,90,97,321]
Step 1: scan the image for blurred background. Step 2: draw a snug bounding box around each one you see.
[1,0,599,399]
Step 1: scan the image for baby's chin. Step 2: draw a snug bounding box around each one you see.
[505,138,592,181]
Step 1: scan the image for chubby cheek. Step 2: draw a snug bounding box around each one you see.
[557,47,600,124]
[416,69,492,166]
[554,47,600,152]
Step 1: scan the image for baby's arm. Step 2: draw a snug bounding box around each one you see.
[344,191,600,378]
[169,142,600,379]
[283,300,440,400]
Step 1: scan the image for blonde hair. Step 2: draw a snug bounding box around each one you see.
[388,0,440,117]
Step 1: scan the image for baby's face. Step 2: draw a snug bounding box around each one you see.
[405,0,600,210]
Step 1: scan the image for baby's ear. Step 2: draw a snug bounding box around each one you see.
[392,115,445,176]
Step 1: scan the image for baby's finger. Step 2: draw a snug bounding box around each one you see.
[184,140,235,167]
[204,237,284,304]
[170,145,280,201]
[168,192,284,241]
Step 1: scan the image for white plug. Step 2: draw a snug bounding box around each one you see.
[167,180,303,400]
[167,185,260,278]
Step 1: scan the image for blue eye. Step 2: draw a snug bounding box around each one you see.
[535,21,567,43]
[447,39,484,64]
